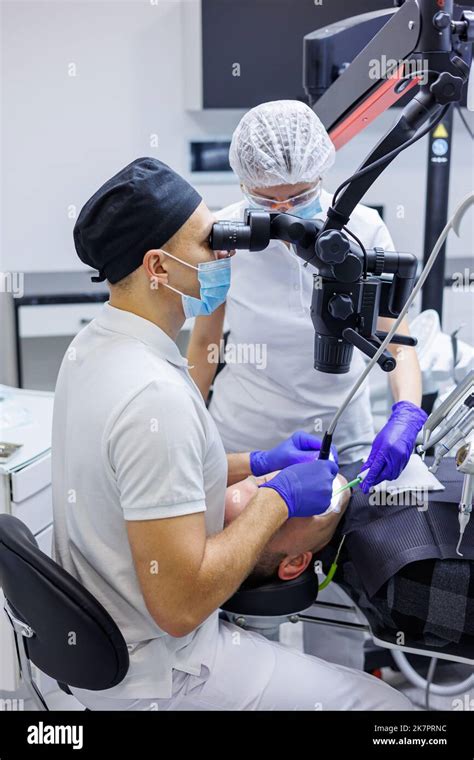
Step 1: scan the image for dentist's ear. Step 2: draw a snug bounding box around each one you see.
[143,249,169,289]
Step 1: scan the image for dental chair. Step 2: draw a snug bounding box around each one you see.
[0,514,129,711]
[224,547,474,696]
[222,563,474,700]
[222,450,474,699]
[222,550,474,700]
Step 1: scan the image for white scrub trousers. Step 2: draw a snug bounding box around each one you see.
[74,620,412,711]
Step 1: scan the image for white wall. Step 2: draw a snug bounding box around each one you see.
[1,0,473,384]
[1,0,245,275]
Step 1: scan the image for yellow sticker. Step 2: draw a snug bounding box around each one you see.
[433,123,449,138]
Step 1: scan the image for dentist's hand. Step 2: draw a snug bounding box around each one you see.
[360,400,428,493]
[259,458,339,518]
[250,430,338,477]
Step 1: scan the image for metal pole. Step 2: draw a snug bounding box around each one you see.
[421,105,454,320]
[418,0,455,320]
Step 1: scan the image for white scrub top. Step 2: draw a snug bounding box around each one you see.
[210,189,395,462]
[52,303,228,700]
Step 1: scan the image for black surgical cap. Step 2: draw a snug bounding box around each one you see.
[73,157,202,283]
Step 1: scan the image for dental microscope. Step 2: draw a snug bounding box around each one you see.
[417,371,474,555]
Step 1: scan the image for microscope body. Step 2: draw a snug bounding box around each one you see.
[210,211,418,375]
[308,230,417,374]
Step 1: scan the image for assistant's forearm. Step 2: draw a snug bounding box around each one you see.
[388,348,423,406]
[227,453,252,485]
[186,488,287,628]
[378,316,422,406]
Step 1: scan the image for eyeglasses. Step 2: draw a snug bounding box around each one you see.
[241,180,322,212]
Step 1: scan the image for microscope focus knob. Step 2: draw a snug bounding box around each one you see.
[328,294,354,321]
[316,230,351,265]
[431,72,464,105]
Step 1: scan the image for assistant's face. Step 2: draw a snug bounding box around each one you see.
[245,181,318,213]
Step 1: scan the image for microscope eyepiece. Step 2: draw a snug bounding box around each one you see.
[209,221,251,252]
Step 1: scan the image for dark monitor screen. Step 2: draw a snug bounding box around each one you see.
[201,1,473,109]
[201,0,391,109]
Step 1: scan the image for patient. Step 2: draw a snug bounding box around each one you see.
[224,471,351,583]
[225,461,474,659]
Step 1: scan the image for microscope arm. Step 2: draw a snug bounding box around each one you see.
[312,1,422,145]
[320,90,450,234]
[312,0,472,234]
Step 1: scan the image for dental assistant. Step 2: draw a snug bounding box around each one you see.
[188,100,427,492]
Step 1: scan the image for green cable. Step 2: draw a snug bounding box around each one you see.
[318,472,368,589]
[318,534,346,591]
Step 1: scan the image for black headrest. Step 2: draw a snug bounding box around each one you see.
[221,565,318,617]
[0,514,129,691]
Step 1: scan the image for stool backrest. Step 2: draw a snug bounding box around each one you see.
[0,514,129,691]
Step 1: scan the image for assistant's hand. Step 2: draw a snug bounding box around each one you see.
[250,430,338,477]
[360,400,428,493]
[259,458,339,518]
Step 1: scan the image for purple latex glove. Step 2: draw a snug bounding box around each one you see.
[250,430,338,477]
[360,400,428,493]
[260,459,339,518]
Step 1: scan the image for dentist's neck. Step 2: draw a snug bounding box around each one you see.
[109,283,185,342]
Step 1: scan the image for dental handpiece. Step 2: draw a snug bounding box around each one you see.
[430,409,474,474]
[418,397,474,455]
[455,443,474,557]
[421,372,474,453]
[456,477,473,557]
[457,509,472,557]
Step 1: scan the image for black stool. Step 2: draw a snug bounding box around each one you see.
[0,514,129,710]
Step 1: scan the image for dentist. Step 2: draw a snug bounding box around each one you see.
[52,157,410,711]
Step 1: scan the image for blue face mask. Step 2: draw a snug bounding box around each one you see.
[291,196,323,219]
[161,251,231,319]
